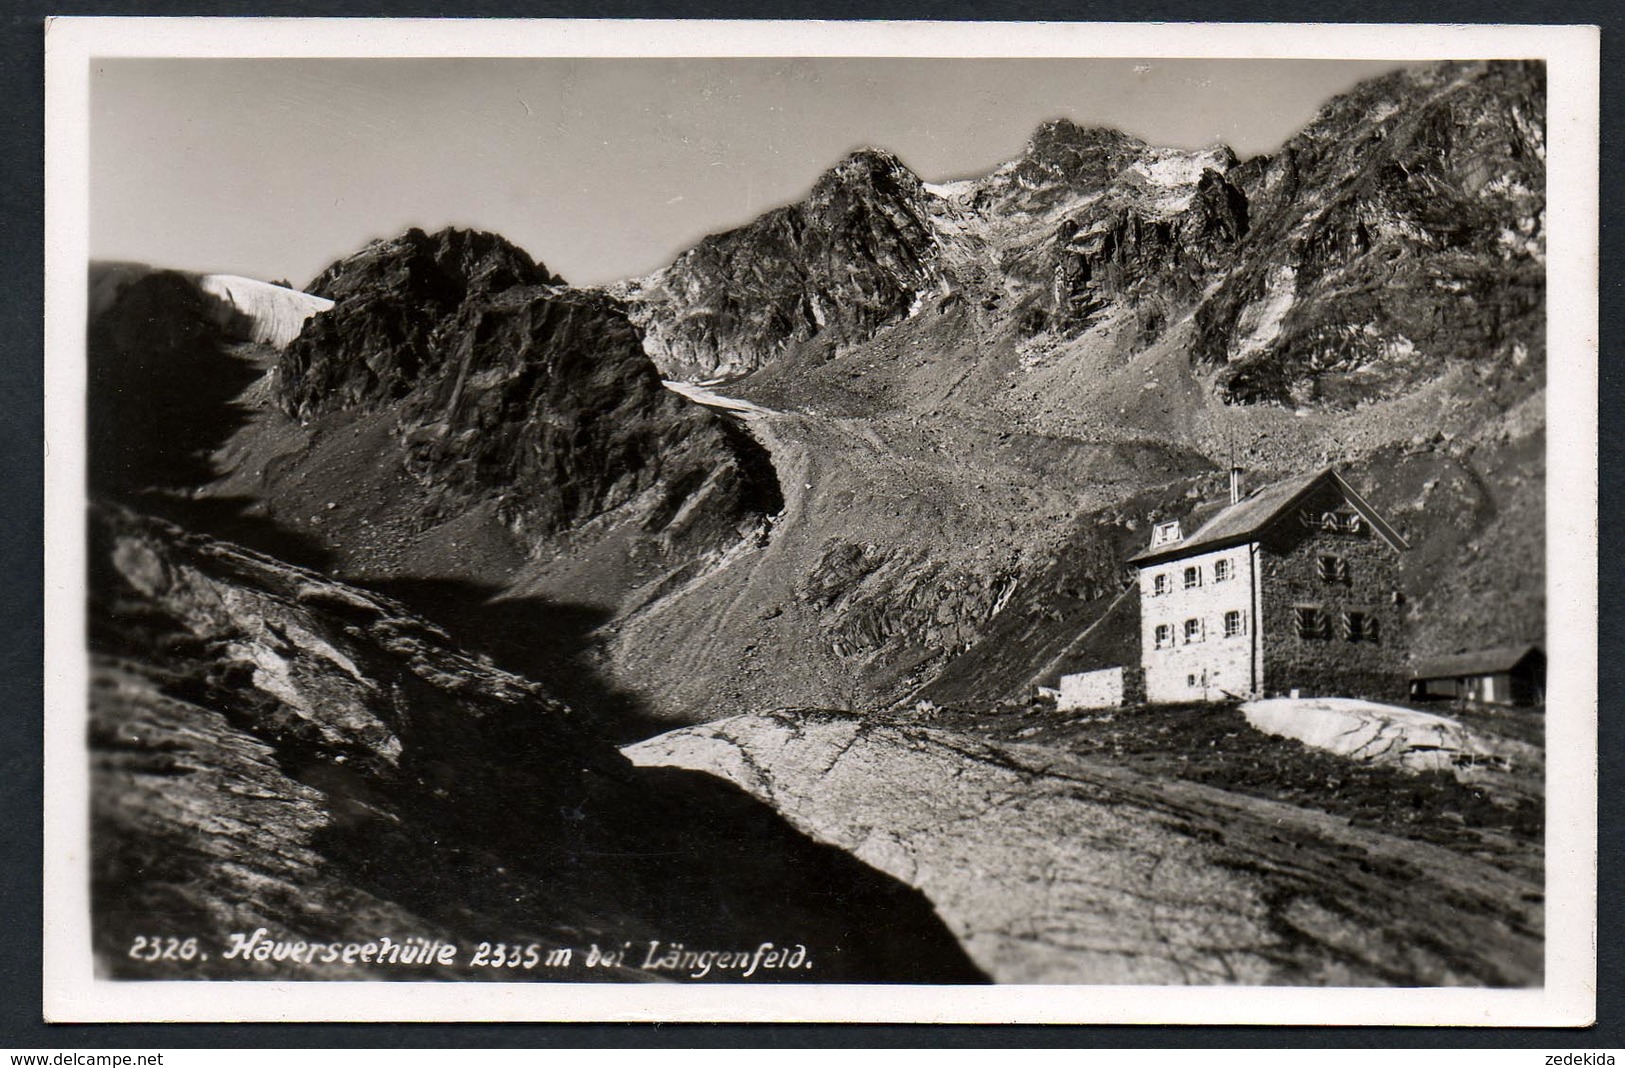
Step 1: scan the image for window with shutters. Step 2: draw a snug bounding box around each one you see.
[1341,611,1379,643]
[1294,605,1328,640]
[1214,558,1233,582]
[1154,623,1172,649]
[1183,618,1203,644]
[1300,506,1365,535]
[1152,573,1169,596]
[1317,555,1349,585]
[1183,566,1201,590]
[1223,610,1244,638]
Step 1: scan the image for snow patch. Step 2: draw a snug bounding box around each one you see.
[662,380,771,420]
[1123,146,1231,214]
[1228,265,1297,361]
[1129,149,1223,189]
[88,264,334,349]
[197,275,334,348]
[1241,697,1482,775]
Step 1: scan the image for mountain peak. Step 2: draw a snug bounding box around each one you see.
[1025,118,1144,158]
[811,147,923,202]
[307,226,561,302]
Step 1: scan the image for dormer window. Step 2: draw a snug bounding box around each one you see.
[1151,521,1182,548]
[1302,506,1366,535]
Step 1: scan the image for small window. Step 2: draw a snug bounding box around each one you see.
[1294,605,1327,640]
[1317,555,1349,585]
[1214,558,1232,583]
[1223,610,1244,638]
[1183,566,1201,590]
[1342,611,1379,643]
[1152,573,1169,597]
[1154,623,1172,649]
[1186,674,1197,687]
[1183,618,1203,644]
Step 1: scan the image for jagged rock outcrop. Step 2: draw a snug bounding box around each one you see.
[798,539,1020,686]
[981,121,1153,212]
[89,502,622,977]
[280,227,562,416]
[273,226,781,556]
[627,710,1543,986]
[619,149,944,380]
[1193,61,1546,405]
[1045,165,1249,333]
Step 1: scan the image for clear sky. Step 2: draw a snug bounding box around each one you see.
[90,57,1414,288]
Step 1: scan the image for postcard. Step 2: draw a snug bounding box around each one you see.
[42,17,1599,1024]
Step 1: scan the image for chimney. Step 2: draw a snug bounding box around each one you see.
[1229,465,1244,505]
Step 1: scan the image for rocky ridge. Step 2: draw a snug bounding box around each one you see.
[275,226,781,556]
[620,61,1544,412]
[617,149,946,381]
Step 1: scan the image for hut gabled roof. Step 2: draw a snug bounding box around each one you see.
[1128,467,1408,566]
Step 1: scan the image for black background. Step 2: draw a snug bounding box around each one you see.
[4,0,1619,1049]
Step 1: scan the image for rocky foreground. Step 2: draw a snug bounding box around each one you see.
[90,503,1542,986]
[627,711,1543,986]
[89,505,982,982]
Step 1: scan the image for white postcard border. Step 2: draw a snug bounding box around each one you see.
[42,17,1601,1026]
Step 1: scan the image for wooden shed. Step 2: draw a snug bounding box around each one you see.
[1409,645,1546,707]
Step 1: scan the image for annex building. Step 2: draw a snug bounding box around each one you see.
[1127,467,1411,704]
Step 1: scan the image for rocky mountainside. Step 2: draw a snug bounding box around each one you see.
[91,61,1545,727]
[276,227,779,553]
[596,60,1546,715]
[618,149,945,381]
[1191,61,1544,406]
[622,61,1543,411]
